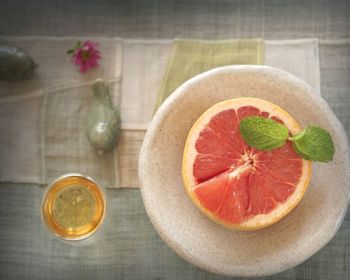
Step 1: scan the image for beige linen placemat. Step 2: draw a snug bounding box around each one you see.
[0,38,320,188]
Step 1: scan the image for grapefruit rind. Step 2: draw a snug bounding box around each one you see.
[182,98,312,231]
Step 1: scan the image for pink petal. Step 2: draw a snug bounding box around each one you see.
[79,64,88,73]
[88,60,98,67]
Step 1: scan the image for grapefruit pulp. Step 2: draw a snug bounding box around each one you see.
[182,98,312,230]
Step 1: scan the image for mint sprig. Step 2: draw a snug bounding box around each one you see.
[239,117,335,162]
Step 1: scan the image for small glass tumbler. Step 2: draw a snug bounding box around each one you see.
[41,173,106,241]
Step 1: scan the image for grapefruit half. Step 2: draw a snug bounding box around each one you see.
[182,98,312,230]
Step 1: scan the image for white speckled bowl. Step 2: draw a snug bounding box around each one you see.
[139,65,350,277]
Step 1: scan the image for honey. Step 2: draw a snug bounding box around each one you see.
[42,174,106,240]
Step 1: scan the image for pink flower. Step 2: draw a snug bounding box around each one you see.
[67,41,101,73]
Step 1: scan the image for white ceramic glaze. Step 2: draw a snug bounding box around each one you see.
[139,65,350,277]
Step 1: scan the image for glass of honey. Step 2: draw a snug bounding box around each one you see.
[41,173,106,241]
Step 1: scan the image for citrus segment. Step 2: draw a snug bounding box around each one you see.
[182,98,312,230]
[195,171,249,224]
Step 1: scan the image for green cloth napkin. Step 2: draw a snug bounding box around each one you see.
[154,39,264,110]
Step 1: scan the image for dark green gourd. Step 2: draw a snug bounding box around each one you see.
[0,43,38,80]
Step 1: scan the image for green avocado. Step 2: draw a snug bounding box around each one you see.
[0,43,38,80]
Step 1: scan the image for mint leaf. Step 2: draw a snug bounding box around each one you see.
[291,125,335,162]
[239,116,289,150]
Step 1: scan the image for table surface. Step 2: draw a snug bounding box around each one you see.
[0,1,349,279]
